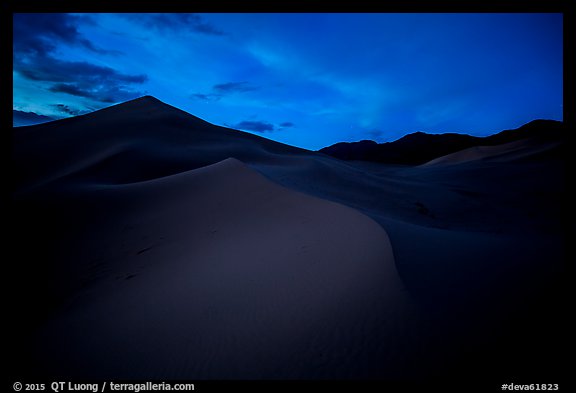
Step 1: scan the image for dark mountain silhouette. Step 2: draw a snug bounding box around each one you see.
[13,110,56,127]
[319,119,564,165]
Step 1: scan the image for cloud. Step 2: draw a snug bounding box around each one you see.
[13,13,112,57]
[52,104,89,116]
[13,110,55,127]
[13,13,148,104]
[49,78,147,103]
[232,120,275,133]
[191,81,257,102]
[123,13,225,36]
[227,117,294,133]
[17,56,146,85]
[190,93,222,102]
[213,81,257,94]
[49,83,88,96]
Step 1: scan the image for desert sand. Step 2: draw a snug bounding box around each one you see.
[10,96,565,382]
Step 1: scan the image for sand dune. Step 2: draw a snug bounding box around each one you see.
[18,158,418,379]
[10,96,565,381]
[422,137,563,166]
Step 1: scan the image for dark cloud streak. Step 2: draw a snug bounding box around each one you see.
[232,120,275,133]
[13,13,148,104]
[49,83,147,103]
[213,81,257,93]
[123,13,225,36]
[13,13,113,56]
[190,93,222,102]
[52,104,89,116]
[191,81,257,102]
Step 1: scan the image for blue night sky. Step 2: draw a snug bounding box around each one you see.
[13,13,563,150]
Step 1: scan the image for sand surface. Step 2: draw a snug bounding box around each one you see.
[21,158,421,379]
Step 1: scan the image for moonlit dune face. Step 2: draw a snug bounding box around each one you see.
[11,97,565,382]
[29,158,416,379]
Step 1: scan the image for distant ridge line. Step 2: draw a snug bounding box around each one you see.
[319,119,564,165]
